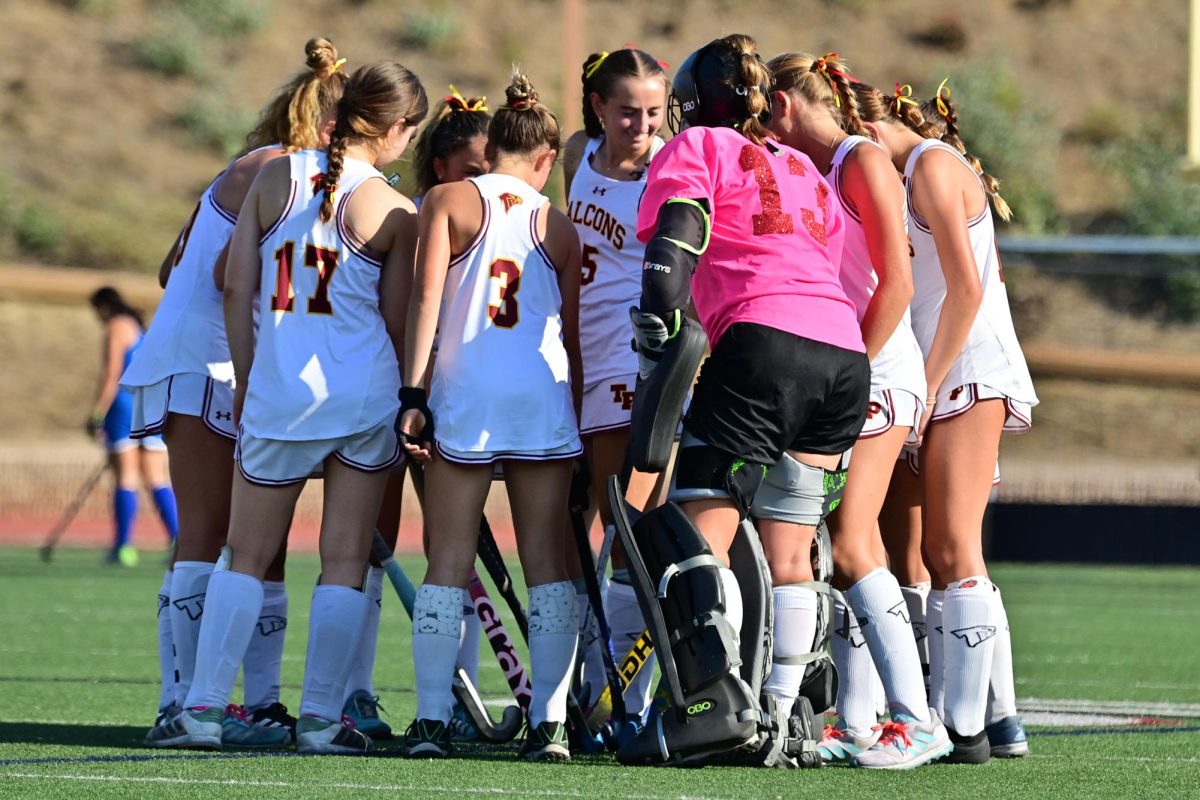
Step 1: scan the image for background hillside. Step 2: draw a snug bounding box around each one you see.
[2,0,1196,272]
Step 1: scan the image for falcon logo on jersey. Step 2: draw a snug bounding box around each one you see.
[256,615,287,637]
[950,625,997,648]
[173,594,205,621]
[310,172,337,197]
[609,383,635,410]
[887,601,911,624]
[499,192,524,213]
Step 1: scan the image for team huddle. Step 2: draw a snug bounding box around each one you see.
[123,31,1037,769]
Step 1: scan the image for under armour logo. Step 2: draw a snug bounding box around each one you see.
[215,411,233,421]
[593,186,608,196]
[173,593,205,621]
[256,615,287,636]
[887,601,911,625]
[950,625,997,648]
[609,383,635,411]
[157,594,169,617]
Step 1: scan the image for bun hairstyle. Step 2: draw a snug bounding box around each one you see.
[918,80,1012,221]
[244,37,350,152]
[580,48,667,139]
[766,51,869,138]
[487,71,561,156]
[319,61,429,222]
[412,86,491,195]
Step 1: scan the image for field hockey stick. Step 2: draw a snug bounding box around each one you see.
[370,530,524,743]
[40,461,108,563]
[568,507,628,732]
[474,517,600,750]
[405,462,535,714]
[586,627,654,731]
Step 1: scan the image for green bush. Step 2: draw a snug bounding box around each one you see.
[400,8,457,50]
[1102,134,1200,237]
[179,0,270,37]
[15,205,64,258]
[928,59,1064,234]
[177,91,256,156]
[134,13,208,78]
[1163,268,1200,323]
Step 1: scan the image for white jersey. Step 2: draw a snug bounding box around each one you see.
[243,150,400,440]
[829,136,926,400]
[430,173,580,456]
[121,146,280,390]
[568,136,664,388]
[904,140,1038,406]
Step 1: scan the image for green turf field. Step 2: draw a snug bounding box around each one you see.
[1,548,1198,799]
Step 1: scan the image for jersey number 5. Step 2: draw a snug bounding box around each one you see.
[271,241,340,315]
[581,244,599,286]
[488,258,522,328]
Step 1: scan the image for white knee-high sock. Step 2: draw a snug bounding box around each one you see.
[300,584,371,722]
[243,580,287,710]
[846,568,930,722]
[170,561,214,707]
[901,582,931,695]
[987,584,1018,724]
[184,570,263,711]
[942,576,997,737]
[343,566,384,701]
[831,596,879,735]
[413,584,465,723]
[156,569,176,711]
[718,567,743,638]
[458,605,481,685]
[528,581,579,727]
[574,580,607,704]
[763,585,819,709]
[605,578,655,716]
[927,589,946,716]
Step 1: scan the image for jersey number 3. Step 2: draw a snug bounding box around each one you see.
[271,241,340,315]
[488,258,522,328]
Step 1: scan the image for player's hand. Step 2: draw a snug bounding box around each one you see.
[913,397,936,447]
[629,307,675,380]
[397,387,434,464]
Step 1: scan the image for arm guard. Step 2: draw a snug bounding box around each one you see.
[639,198,711,321]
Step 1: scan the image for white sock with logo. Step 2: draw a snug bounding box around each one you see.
[831,596,880,736]
[528,581,579,727]
[927,589,946,716]
[412,584,465,723]
[574,579,607,706]
[184,570,262,711]
[942,576,997,737]
[901,582,931,695]
[156,569,176,711]
[845,568,930,722]
[300,584,370,723]
[458,604,481,685]
[243,580,287,710]
[763,585,819,709]
[343,566,384,701]
[170,561,214,708]
[987,583,1018,724]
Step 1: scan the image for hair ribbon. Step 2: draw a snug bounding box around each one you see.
[445,84,489,113]
[584,51,610,80]
[331,57,347,74]
[893,82,918,115]
[812,52,851,107]
[935,77,952,119]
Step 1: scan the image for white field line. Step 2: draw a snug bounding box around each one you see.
[1019,698,1200,717]
[1035,754,1200,764]
[0,773,732,799]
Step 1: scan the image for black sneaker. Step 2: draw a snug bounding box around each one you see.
[248,702,297,744]
[518,721,571,762]
[403,718,453,758]
[945,726,991,764]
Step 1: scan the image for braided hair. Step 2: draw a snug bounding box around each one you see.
[766,51,869,138]
[722,34,774,146]
[919,85,1012,221]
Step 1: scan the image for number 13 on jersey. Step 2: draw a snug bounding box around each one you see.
[488,257,521,329]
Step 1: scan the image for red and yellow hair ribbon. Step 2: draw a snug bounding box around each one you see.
[812,52,852,107]
[330,57,347,74]
[935,77,952,119]
[893,82,918,115]
[445,84,488,113]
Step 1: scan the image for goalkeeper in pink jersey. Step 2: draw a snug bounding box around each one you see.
[609,34,869,767]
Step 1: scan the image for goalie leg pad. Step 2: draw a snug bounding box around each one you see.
[750,453,843,526]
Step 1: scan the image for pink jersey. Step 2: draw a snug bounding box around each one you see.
[637,126,862,353]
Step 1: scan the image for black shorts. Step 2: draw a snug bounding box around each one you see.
[683,322,870,466]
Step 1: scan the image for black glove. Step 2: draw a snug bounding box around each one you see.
[396,386,434,446]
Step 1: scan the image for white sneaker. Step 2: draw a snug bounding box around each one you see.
[817,723,880,764]
[143,707,222,749]
[296,715,373,755]
[853,709,953,770]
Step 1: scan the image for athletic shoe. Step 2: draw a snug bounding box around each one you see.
[986,715,1030,758]
[518,721,571,762]
[295,714,372,755]
[153,702,181,727]
[143,706,222,749]
[402,718,453,758]
[853,711,953,770]
[248,702,297,744]
[220,704,290,749]
[944,726,991,764]
[817,723,880,764]
[342,690,392,740]
[448,702,481,742]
